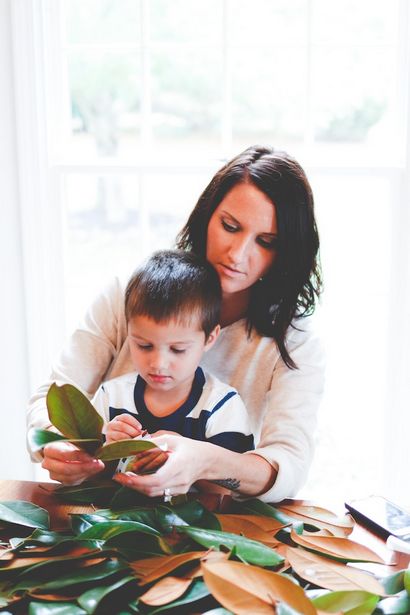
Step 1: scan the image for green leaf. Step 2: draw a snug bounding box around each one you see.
[89,507,159,529]
[33,559,127,592]
[404,569,410,595]
[27,428,66,452]
[313,590,379,614]
[0,501,49,530]
[177,526,284,567]
[109,486,155,508]
[106,533,174,559]
[55,481,120,505]
[77,576,138,614]
[78,519,161,540]
[167,501,221,531]
[375,590,410,614]
[147,579,210,614]
[95,439,158,461]
[378,570,405,595]
[47,382,103,441]
[28,603,87,615]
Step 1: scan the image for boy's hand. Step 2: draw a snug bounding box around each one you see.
[105,414,143,443]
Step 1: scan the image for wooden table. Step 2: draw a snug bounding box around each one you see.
[1,480,409,574]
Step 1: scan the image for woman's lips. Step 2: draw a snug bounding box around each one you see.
[219,263,245,277]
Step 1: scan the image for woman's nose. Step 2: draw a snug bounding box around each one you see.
[228,235,252,264]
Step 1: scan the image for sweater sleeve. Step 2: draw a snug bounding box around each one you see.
[245,320,325,503]
[26,277,126,461]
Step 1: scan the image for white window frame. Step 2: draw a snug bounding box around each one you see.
[10,0,410,497]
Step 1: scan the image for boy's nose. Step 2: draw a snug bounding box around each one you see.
[149,350,168,372]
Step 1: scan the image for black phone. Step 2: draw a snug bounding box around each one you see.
[345,495,410,540]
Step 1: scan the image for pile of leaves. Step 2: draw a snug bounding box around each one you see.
[10,383,408,613]
[0,496,409,614]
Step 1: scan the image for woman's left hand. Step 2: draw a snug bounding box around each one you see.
[113,434,207,497]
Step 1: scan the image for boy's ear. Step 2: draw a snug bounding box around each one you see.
[204,324,220,352]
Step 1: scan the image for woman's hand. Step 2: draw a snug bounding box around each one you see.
[113,434,207,498]
[105,414,143,443]
[41,441,105,485]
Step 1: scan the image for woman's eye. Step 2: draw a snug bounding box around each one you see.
[257,237,278,250]
[222,219,238,233]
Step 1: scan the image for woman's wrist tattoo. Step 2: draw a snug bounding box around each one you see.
[212,478,241,491]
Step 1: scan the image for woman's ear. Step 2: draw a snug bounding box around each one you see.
[204,324,221,352]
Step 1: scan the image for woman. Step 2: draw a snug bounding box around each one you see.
[28,145,324,503]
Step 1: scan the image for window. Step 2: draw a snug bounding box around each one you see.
[13,0,410,503]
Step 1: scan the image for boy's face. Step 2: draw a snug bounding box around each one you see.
[127,314,219,395]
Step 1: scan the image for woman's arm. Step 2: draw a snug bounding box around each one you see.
[27,276,129,462]
[113,435,277,498]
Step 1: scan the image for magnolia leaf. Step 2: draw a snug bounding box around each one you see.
[177,526,284,567]
[290,529,384,563]
[165,501,221,531]
[77,576,137,613]
[146,579,210,614]
[0,501,49,530]
[55,481,120,505]
[28,603,87,614]
[104,532,173,559]
[286,547,387,595]
[218,513,286,533]
[78,519,160,540]
[404,569,410,594]
[312,590,379,614]
[95,438,158,461]
[216,514,280,547]
[130,551,210,584]
[32,559,126,592]
[201,558,316,615]
[278,504,354,536]
[376,590,410,614]
[27,428,66,452]
[377,569,405,595]
[140,576,193,606]
[47,383,103,441]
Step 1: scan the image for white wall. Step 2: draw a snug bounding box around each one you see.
[0,0,35,479]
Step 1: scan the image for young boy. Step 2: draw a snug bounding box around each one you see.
[91,250,254,462]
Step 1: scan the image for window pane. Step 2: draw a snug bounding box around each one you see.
[229,0,307,45]
[150,0,223,45]
[68,52,141,158]
[151,47,223,152]
[64,0,141,45]
[232,46,307,149]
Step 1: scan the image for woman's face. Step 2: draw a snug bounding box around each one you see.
[206,182,278,297]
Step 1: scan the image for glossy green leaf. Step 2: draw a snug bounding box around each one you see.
[28,603,87,615]
[375,590,410,614]
[106,533,174,559]
[77,576,138,613]
[313,590,379,614]
[166,501,221,531]
[47,383,103,441]
[147,579,210,614]
[55,481,120,505]
[177,526,284,567]
[33,559,127,592]
[108,485,157,508]
[0,501,49,530]
[95,438,158,461]
[9,529,68,551]
[27,428,66,452]
[90,507,159,529]
[78,519,160,540]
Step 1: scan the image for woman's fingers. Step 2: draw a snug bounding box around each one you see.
[42,441,104,485]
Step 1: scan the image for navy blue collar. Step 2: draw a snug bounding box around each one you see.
[133,367,206,433]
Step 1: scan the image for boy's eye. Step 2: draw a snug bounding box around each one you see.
[222,219,238,233]
[137,344,152,351]
[171,348,186,354]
